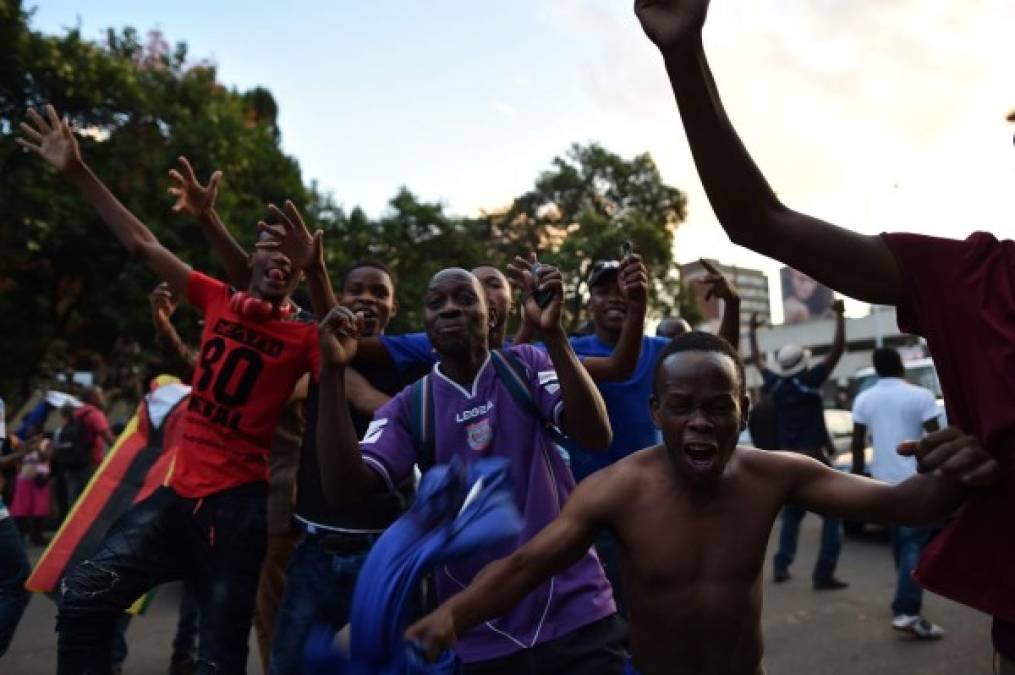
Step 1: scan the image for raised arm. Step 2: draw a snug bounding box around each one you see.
[698,259,740,349]
[507,256,612,450]
[786,427,999,525]
[261,201,338,317]
[582,254,649,382]
[406,468,613,660]
[747,313,764,370]
[168,156,251,289]
[821,300,846,372]
[635,1,904,305]
[19,106,190,295]
[316,306,384,504]
[149,282,196,381]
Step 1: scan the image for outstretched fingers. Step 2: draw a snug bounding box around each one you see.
[26,107,50,134]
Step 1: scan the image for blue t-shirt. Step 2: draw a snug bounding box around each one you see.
[379,333,513,373]
[566,335,668,481]
[762,364,831,452]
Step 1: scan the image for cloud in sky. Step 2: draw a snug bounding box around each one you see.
[543,0,1015,315]
[28,1,1015,316]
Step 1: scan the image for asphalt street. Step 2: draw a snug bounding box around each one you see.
[4,515,993,674]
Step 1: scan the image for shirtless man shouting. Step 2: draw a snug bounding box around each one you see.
[407,332,999,674]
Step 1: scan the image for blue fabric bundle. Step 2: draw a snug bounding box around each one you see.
[305,457,523,674]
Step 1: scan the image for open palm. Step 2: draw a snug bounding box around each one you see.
[168,156,221,216]
[18,105,81,174]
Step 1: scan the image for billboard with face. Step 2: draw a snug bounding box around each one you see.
[781,267,835,324]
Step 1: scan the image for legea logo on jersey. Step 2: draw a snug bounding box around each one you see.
[466,418,493,452]
[456,401,494,423]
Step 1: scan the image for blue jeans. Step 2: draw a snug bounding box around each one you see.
[269,535,372,675]
[890,525,933,616]
[773,503,842,583]
[0,515,31,656]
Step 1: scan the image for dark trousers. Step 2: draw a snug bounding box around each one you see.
[269,532,377,675]
[56,483,266,675]
[773,503,842,583]
[64,466,95,511]
[0,515,31,656]
[890,525,934,617]
[461,614,628,675]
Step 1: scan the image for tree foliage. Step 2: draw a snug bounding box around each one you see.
[0,0,688,405]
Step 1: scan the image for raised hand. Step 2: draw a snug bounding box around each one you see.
[17,105,82,174]
[634,0,711,53]
[405,606,458,664]
[897,427,1001,488]
[168,156,221,217]
[506,254,564,332]
[149,282,179,326]
[697,259,738,304]
[318,306,364,369]
[257,200,323,272]
[619,253,649,313]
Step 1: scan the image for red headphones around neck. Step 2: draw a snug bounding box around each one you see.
[229,292,296,322]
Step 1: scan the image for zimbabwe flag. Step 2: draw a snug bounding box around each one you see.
[27,376,190,613]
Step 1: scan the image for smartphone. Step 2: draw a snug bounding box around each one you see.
[621,240,633,259]
[531,262,555,309]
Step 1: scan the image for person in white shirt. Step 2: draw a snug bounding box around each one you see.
[851,348,943,640]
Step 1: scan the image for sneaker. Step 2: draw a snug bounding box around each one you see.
[813,577,849,590]
[773,570,791,583]
[892,614,944,640]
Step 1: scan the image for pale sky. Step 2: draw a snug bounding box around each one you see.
[30,1,1015,321]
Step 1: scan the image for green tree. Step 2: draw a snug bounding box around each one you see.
[0,0,308,399]
[484,143,687,329]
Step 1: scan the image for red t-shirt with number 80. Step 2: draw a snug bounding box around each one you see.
[168,271,320,498]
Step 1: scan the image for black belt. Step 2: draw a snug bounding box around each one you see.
[298,522,381,556]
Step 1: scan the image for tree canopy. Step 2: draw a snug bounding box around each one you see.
[0,0,689,407]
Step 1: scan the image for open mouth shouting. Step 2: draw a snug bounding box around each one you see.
[683,441,720,473]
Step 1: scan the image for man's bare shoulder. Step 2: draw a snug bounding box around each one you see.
[732,446,814,485]
[576,445,668,503]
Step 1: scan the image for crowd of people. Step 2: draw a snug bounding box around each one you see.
[1,1,1012,674]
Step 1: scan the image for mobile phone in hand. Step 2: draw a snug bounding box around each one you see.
[531,263,554,308]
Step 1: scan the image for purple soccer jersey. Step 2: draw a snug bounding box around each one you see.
[361,344,616,663]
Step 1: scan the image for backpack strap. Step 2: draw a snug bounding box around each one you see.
[407,374,437,473]
[490,349,569,447]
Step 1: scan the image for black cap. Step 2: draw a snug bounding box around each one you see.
[587,260,621,288]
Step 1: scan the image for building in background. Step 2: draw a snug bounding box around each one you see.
[680,259,771,337]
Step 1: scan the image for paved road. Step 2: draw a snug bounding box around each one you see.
[4,515,992,674]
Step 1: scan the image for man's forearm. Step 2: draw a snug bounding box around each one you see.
[718,296,740,350]
[316,365,380,503]
[662,39,782,246]
[65,161,159,255]
[154,319,196,381]
[447,553,550,635]
[305,260,338,317]
[586,306,645,383]
[748,329,763,368]
[542,327,612,450]
[659,37,903,305]
[885,473,966,526]
[199,210,251,289]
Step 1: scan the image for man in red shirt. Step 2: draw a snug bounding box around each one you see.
[634,0,1012,665]
[18,106,328,675]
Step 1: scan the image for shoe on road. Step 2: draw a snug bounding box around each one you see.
[892,614,944,640]
[773,570,791,583]
[812,577,849,590]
